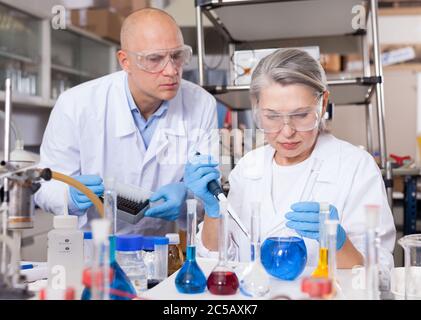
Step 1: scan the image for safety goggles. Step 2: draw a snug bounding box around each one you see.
[254,95,323,133]
[125,45,193,73]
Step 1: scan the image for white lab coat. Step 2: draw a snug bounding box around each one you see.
[35,71,218,235]
[197,133,396,270]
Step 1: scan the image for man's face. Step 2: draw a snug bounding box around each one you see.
[119,21,185,102]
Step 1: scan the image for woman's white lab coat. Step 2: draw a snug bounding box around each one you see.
[197,133,396,269]
[35,71,218,235]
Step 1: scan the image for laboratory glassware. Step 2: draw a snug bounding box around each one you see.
[81,179,137,300]
[365,204,380,300]
[166,233,184,276]
[154,236,169,283]
[261,225,307,281]
[325,220,338,284]
[207,200,239,295]
[398,234,421,300]
[175,199,207,294]
[312,202,330,278]
[116,235,148,295]
[239,202,270,297]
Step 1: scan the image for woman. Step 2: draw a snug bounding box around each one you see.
[184,49,396,269]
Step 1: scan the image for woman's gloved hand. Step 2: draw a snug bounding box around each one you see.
[144,182,187,221]
[68,175,104,215]
[285,202,347,250]
[183,154,220,218]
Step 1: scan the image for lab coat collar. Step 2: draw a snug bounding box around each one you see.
[112,71,186,138]
[243,133,340,184]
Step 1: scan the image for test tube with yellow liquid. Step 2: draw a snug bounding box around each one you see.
[312,202,330,278]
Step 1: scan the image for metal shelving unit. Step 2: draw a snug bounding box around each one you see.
[0,2,119,108]
[195,0,393,204]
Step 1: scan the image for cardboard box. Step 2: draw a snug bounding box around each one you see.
[320,53,342,73]
[71,8,124,43]
[109,0,150,16]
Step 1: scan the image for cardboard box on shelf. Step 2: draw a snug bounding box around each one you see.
[71,8,124,43]
[320,53,343,73]
[109,0,150,16]
[62,0,109,10]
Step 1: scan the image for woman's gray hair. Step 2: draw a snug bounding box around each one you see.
[250,48,328,130]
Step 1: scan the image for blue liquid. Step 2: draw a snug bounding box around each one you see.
[261,236,307,281]
[175,246,206,294]
[81,236,137,300]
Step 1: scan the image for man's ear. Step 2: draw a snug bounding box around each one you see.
[117,50,130,73]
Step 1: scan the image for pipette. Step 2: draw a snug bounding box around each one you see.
[194,152,250,240]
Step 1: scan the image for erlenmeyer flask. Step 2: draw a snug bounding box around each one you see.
[261,225,307,281]
[398,234,421,300]
[207,200,239,295]
[239,202,270,297]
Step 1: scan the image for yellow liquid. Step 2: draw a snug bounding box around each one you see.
[312,247,329,278]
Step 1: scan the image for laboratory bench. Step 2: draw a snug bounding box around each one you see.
[139,258,401,300]
[25,257,403,300]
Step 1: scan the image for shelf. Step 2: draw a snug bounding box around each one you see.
[51,64,96,78]
[198,0,368,42]
[0,50,37,65]
[0,91,54,108]
[204,77,377,110]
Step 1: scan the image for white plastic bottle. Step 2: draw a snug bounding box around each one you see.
[47,192,84,297]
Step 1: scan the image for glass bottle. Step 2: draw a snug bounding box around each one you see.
[166,233,184,276]
[239,201,270,297]
[207,200,239,295]
[175,199,207,294]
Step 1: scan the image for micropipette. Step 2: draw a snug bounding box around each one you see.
[194,152,250,240]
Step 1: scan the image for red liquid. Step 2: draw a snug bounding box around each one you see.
[207,271,239,295]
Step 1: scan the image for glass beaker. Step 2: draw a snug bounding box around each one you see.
[398,234,421,300]
[261,226,307,281]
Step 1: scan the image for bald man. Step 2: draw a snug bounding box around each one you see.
[35,9,218,236]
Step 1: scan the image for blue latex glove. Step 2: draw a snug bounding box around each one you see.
[68,175,104,215]
[144,182,187,221]
[183,154,220,218]
[285,202,347,250]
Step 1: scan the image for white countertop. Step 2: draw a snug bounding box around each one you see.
[139,258,370,300]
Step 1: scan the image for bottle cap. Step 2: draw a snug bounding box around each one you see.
[165,233,180,245]
[83,231,92,240]
[53,215,78,229]
[301,277,332,298]
[116,235,143,251]
[154,236,169,246]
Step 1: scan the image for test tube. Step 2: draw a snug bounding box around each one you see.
[91,219,111,300]
[365,205,380,300]
[104,177,117,235]
[312,202,330,278]
[154,237,169,283]
[325,220,338,283]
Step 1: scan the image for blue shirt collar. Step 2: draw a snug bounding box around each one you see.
[124,75,169,122]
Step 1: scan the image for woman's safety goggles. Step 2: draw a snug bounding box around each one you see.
[254,96,323,133]
[126,45,193,73]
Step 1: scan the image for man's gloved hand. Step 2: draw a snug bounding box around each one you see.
[144,182,187,221]
[69,175,104,215]
[285,202,347,250]
[184,154,220,218]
